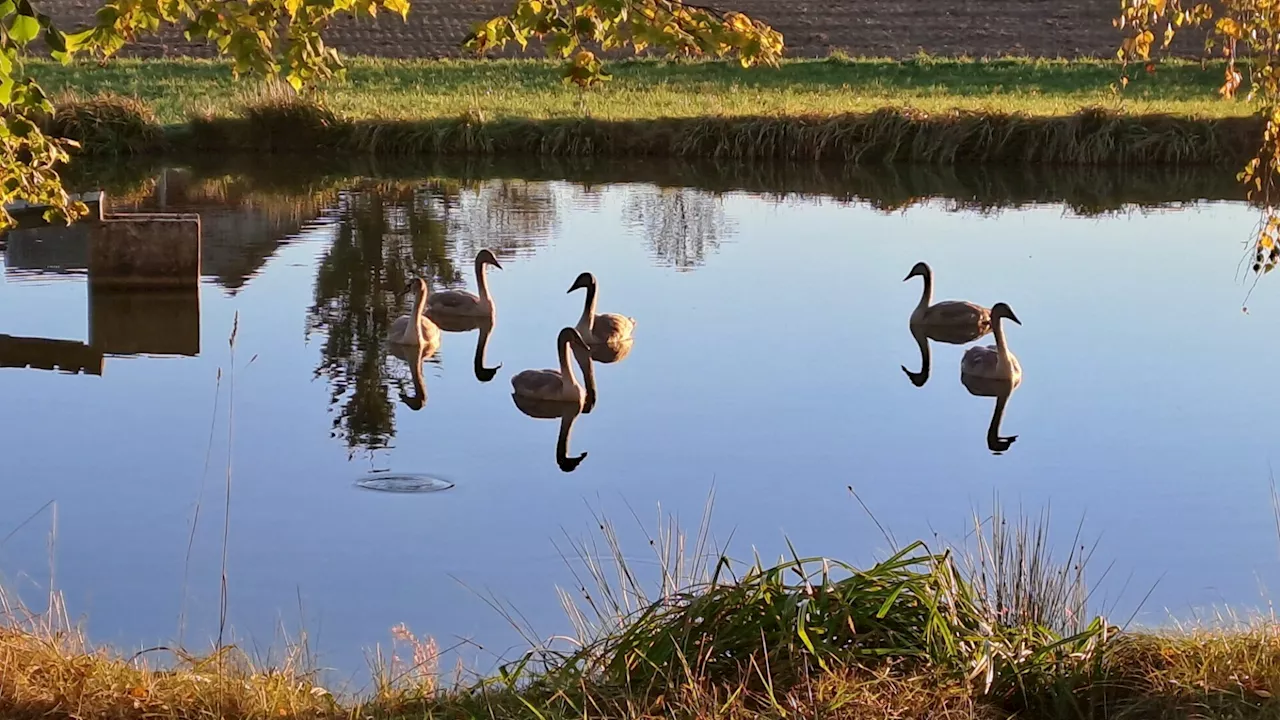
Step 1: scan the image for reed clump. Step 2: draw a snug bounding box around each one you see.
[5,506,1280,720]
[54,90,1264,166]
[46,92,165,156]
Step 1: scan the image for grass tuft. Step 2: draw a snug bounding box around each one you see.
[46,92,165,156]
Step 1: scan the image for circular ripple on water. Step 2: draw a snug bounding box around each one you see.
[354,473,455,493]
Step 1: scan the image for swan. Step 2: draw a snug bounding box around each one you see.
[569,272,635,349]
[426,249,503,319]
[960,302,1022,383]
[904,262,991,344]
[512,394,589,472]
[388,278,441,349]
[511,327,591,404]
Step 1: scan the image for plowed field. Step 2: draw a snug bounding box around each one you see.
[38,0,1144,60]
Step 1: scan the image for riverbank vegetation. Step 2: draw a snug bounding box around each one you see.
[30,56,1247,123]
[4,507,1280,720]
[30,58,1263,165]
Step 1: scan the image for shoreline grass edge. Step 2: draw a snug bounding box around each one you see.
[50,90,1265,166]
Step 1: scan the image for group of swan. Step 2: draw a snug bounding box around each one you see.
[904,261,1022,452]
[387,249,635,470]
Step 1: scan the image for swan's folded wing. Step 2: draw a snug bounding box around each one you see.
[429,290,480,309]
[960,345,998,375]
[512,369,565,398]
[922,301,988,326]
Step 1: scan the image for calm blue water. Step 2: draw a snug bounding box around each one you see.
[0,164,1276,684]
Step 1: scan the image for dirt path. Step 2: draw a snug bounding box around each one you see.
[40,0,1141,60]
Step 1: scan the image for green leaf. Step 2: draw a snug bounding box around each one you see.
[44,27,66,54]
[9,13,39,44]
[0,1,15,19]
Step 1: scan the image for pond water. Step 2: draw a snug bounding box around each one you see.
[1,158,1277,682]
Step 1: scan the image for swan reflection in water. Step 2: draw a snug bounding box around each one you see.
[388,341,440,411]
[959,303,1024,454]
[902,262,991,387]
[511,327,596,472]
[961,374,1020,453]
[429,312,502,383]
[513,394,590,472]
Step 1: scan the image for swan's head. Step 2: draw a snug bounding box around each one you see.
[567,271,596,293]
[903,261,931,282]
[990,302,1021,325]
[398,390,425,411]
[474,362,501,383]
[558,451,588,473]
[476,248,503,270]
[558,326,590,353]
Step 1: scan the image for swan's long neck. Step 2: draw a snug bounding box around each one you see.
[577,281,598,331]
[412,285,428,344]
[556,411,576,464]
[475,257,492,304]
[992,316,1012,370]
[915,270,934,314]
[558,337,579,390]
[411,347,426,399]
[989,392,1009,439]
[474,322,491,371]
[912,326,931,378]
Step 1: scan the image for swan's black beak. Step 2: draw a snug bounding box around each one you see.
[1007,312,1022,326]
[558,452,588,473]
[901,365,928,387]
[491,258,503,270]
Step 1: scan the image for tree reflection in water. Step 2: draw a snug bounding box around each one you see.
[305,180,560,453]
[623,186,732,271]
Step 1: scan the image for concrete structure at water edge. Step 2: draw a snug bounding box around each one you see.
[1,204,204,374]
[88,213,202,288]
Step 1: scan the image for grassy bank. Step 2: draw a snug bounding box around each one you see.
[30,56,1250,123]
[29,57,1266,166]
[4,509,1280,720]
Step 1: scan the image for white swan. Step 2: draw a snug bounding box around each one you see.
[960,302,1022,383]
[569,272,635,348]
[905,262,991,344]
[426,249,502,319]
[511,327,591,404]
[388,278,441,349]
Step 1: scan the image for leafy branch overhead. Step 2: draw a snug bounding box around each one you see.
[464,0,784,87]
[1117,0,1280,275]
[0,0,412,231]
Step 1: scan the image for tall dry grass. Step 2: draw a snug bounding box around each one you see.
[47,90,1263,166]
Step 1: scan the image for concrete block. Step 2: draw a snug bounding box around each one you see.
[89,285,201,357]
[89,213,201,287]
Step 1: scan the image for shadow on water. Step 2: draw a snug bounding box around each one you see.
[4,154,1248,453]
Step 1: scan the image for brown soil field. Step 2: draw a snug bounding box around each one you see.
[38,0,1145,60]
